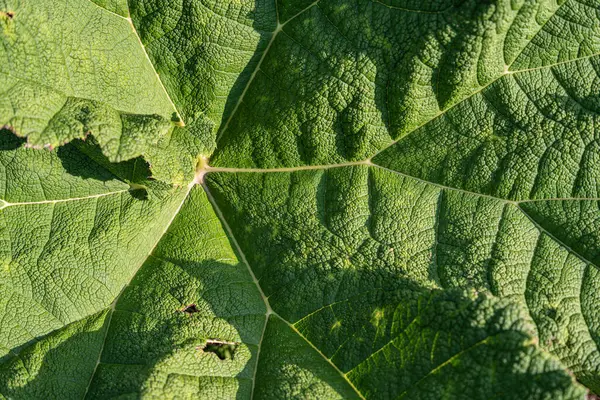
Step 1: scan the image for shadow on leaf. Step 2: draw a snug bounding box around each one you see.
[0,128,26,150]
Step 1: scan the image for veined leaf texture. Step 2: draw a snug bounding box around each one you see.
[1,0,600,398]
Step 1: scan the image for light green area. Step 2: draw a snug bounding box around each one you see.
[2,0,600,399]
[0,0,202,184]
[0,0,174,118]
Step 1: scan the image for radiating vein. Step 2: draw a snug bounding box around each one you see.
[216,0,321,141]
[201,181,271,399]
[370,51,600,160]
[0,190,129,209]
[126,6,184,125]
[397,335,495,398]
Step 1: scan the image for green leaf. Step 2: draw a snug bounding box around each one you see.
[2,0,600,398]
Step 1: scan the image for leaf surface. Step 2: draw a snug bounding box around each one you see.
[1,0,600,399]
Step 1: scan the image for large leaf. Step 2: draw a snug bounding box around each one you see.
[1,0,600,398]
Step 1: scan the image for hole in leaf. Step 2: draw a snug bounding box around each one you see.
[199,340,239,361]
[180,303,199,315]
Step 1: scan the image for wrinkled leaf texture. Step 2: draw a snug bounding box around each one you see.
[1,0,600,399]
